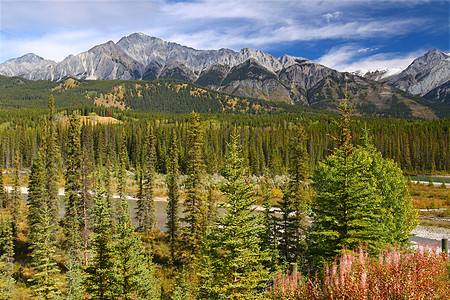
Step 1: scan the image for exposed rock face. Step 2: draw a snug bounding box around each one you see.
[0,33,447,116]
[0,53,56,77]
[26,41,142,81]
[387,49,450,103]
[424,80,450,104]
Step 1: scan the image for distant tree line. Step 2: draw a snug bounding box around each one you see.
[0,94,429,298]
[0,107,448,176]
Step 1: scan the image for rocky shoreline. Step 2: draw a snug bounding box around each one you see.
[411,225,450,241]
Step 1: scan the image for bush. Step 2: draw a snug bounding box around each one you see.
[269,245,450,299]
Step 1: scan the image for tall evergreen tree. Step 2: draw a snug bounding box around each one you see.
[103,157,117,223]
[136,125,156,236]
[258,176,279,272]
[81,123,95,258]
[9,151,21,238]
[43,95,60,223]
[166,129,180,263]
[0,211,15,299]
[64,111,83,248]
[360,130,417,246]
[117,132,128,202]
[277,124,310,263]
[0,162,7,209]
[28,201,62,299]
[85,191,114,300]
[63,111,86,298]
[110,199,159,300]
[181,112,206,263]
[27,153,46,243]
[199,132,270,299]
[309,96,383,264]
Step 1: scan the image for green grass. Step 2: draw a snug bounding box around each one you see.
[419,218,450,229]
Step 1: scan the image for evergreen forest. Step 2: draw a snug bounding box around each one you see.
[0,89,449,299]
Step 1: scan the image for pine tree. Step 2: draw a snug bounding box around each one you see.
[277,124,310,263]
[28,201,62,299]
[360,131,417,246]
[181,112,206,263]
[0,162,7,209]
[110,199,159,300]
[9,151,21,238]
[166,129,180,263]
[0,211,15,299]
[63,111,86,298]
[81,123,95,260]
[258,176,279,272]
[276,183,296,263]
[199,132,270,299]
[309,95,383,264]
[171,267,193,300]
[27,153,46,243]
[103,157,117,223]
[85,191,114,300]
[43,95,61,223]
[64,111,83,249]
[136,125,156,236]
[117,132,128,203]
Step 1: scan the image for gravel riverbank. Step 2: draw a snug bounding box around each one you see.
[411,225,450,241]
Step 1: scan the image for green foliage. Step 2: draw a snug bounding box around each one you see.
[43,95,61,224]
[199,132,270,299]
[9,151,21,237]
[310,145,384,261]
[85,191,115,300]
[258,177,280,273]
[27,153,46,244]
[181,112,207,263]
[166,129,180,263]
[195,69,226,86]
[0,211,15,299]
[309,99,417,265]
[221,60,277,86]
[28,201,62,299]
[0,163,7,209]
[110,199,159,300]
[136,125,157,236]
[64,254,85,300]
[361,135,417,246]
[277,124,310,264]
[64,111,83,250]
[0,76,306,114]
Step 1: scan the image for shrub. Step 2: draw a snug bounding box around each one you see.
[269,245,450,299]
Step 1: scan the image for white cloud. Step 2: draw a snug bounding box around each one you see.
[1,30,126,62]
[318,45,425,72]
[323,12,343,23]
[0,0,441,62]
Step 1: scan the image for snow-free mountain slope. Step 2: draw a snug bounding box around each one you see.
[0,33,447,118]
[0,53,56,77]
[387,49,450,103]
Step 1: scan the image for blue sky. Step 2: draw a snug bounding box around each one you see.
[1,0,448,72]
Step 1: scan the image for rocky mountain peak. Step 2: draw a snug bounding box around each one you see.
[387,49,450,97]
[0,53,56,77]
[423,49,449,60]
[1,32,448,112]
[6,53,46,64]
[88,40,118,54]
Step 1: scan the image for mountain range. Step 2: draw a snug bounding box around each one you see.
[1,33,449,118]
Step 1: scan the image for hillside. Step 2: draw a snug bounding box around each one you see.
[0,76,309,115]
[1,33,447,119]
